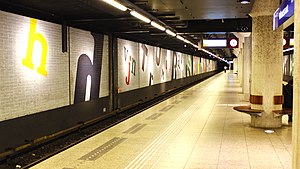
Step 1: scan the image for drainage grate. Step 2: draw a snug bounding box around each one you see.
[123,124,147,134]
[146,113,163,120]
[78,137,126,161]
[171,100,181,104]
[159,105,174,112]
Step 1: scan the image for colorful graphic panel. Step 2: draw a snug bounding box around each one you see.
[70,28,109,104]
[0,11,69,121]
[193,56,201,75]
[172,52,184,79]
[117,39,140,93]
[185,54,192,77]
[139,44,154,87]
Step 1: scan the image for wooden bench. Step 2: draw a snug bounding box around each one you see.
[273,108,292,117]
[233,106,263,116]
[234,106,293,118]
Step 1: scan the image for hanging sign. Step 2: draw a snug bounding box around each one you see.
[203,39,227,48]
[228,38,239,48]
[273,0,294,30]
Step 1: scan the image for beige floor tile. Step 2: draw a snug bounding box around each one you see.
[30,72,293,169]
[217,164,250,169]
[187,157,219,165]
[185,164,218,169]
[152,160,187,168]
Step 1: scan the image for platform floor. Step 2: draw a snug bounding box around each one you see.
[31,72,292,169]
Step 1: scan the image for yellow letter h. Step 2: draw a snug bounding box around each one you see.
[22,18,48,76]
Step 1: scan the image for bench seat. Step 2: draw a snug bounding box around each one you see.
[233,106,263,116]
[273,108,292,117]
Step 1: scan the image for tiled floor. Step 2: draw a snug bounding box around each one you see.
[31,72,292,169]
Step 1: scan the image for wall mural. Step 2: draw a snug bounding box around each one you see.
[153,47,170,85]
[185,55,192,77]
[149,72,154,86]
[165,50,172,81]
[172,52,178,80]
[70,28,109,104]
[0,11,69,122]
[22,18,48,76]
[117,39,139,93]
[152,47,161,85]
[140,44,148,72]
[176,52,184,79]
[202,58,207,73]
[193,56,200,75]
[159,49,171,83]
[139,44,154,88]
[117,39,217,94]
[74,33,104,104]
[155,47,161,66]
[124,46,137,85]
[207,59,212,71]
[0,10,218,122]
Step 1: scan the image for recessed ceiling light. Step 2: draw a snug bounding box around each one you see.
[102,0,127,11]
[240,0,250,4]
[166,29,176,37]
[150,21,165,31]
[264,130,274,134]
[130,10,151,23]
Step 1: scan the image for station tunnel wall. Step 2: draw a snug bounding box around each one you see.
[0,10,219,155]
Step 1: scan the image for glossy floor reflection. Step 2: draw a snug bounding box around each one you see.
[31,72,292,169]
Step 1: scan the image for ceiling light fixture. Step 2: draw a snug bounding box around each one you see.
[130,10,151,23]
[190,43,227,63]
[166,29,176,37]
[150,21,166,31]
[102,0,128,11]
[192,44,198,49]
[176,35,185,41]
[201,48,215,57]
[240,0,250,4]
[183,39,191,44]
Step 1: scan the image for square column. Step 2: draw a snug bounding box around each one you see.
[243,35,252,101]
[250,0,283,128]
[293,0,300,168]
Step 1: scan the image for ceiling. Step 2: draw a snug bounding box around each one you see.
[0,0,255,60]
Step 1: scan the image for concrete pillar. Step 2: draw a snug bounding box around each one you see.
[250,0,283,128]
[238,48,244,88]
[243,35,252,101]
[293,0,300,168]
[233,58,238,73]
